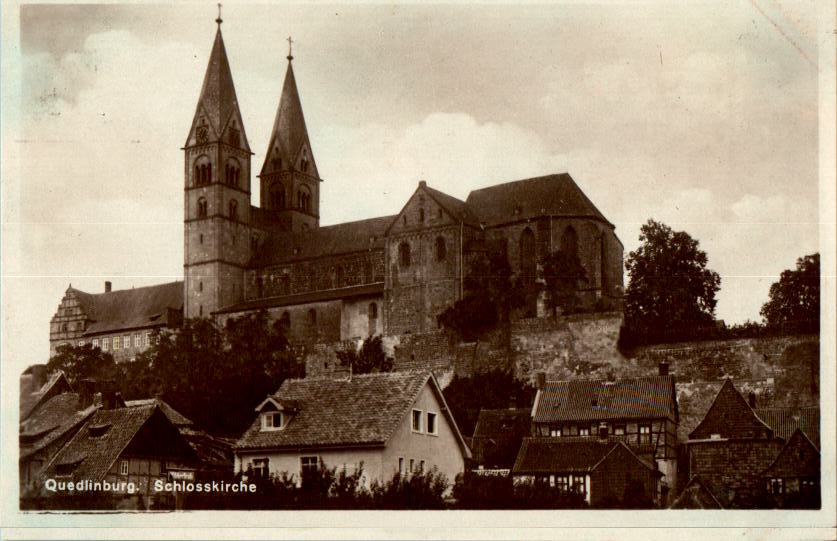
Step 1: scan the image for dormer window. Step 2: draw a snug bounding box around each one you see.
[261,411,285,431]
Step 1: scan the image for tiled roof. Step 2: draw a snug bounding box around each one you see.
[236,372,467,453]
[755,407,820,449]
[20,371,72,421]
[471,408,532,469]
[252,215,394,267]
[180,427,235,469]
[215,282,384,315]
[762,429,820,478]
[466,174,611,228]
[512,437,657,475]
[41,405,158,482]
[260,61,316,177]
[71,281,183,335]
[125,398,193,427]
[532,375,677,423]
[19,393,97,459]
[423,185,481,227]
[689,379,773,440]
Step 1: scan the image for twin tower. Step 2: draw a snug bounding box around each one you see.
[183,20,319,319]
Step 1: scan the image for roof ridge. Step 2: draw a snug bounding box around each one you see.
[466,173,571,195]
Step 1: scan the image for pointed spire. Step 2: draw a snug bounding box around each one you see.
[260,52,317,176]
[186,17,249,151]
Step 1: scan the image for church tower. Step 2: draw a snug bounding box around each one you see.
[258,41,321,232]
[183,14,252,318]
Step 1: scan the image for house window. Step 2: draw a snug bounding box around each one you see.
[768,478,784,495]
[113,336,120,350]
[578,427,590,437]
[398,242,411,267]
[102,338,109,351]
[252,458,269,480]
[92,338,99,349]
[198,197,208,218]
[550,427,562,438]
[639,424,652,445]
[123,335,130,349]
[120,460,129,475]
[78,340,84,346]
[398,457,404,475]
[300,456,319,486]
[144,332,151,346]
[409,459,415,473]
[555,475,569,493]
[261,411,284,431]
[614,424,625,436]
[419,460,425,473]
[435,236,446,261]
[134,334,141,347]
[572,475,586,496]
[412,409,423,433]
[426,412,437,435]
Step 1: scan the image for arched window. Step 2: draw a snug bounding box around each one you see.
[435,236,446,262]
[194,156,211,186]
[197,197,208,218]
[398,242,411,267]
[225,158,241,187]
[520,227,536,281]
[228,199,238,220]
[297,186,311,212]
[308,309,317,325]
[270,183,285,209]
[561,226,578,260]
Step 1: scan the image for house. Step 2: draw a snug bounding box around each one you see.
[234,371,471,490]
[754,406,820,449]
[680,379,819,509]
[20,365,72,421]
[39,401,199,509]
[511,437,662,507]
[530,367,678,503]
[470,408,532,474]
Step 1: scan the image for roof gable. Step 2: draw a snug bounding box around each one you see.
[465,173,612,228]
[512,437,655,474]
[532,375,677,423]
[670,476,724,509]
[385,183,480,237]
[755,407,820,449]
[689,379,773,440]
[762,428,820,478]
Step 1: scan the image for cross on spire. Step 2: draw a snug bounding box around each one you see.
[216,3,222,25]
[287,36,294,61]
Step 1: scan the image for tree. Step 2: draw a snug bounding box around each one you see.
[623,220,721,345]
[47,343,117,386]
[760,253,819,333]
[336,335,393,374]
[542,249,588,315]
[442,369,536,436]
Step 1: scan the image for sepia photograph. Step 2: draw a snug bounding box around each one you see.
[1,0,835,538]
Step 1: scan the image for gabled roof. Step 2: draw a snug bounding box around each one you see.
[423,185,481,227]
[755,407,820,449]
[235,372,470,457]
[41,405,158,481]
[532,375,677,423]
[187,27,250,151]
[19,393,98,460]
[512,437,659,475]
[125,398,193,427]
[689,379,773,440]
[465,173,612,228]
[259,59,317,177]
[670,476,724,509]
[762,428,820,479]
[20,370,72,421]
[68,281,183,335]
[252,215,394,266]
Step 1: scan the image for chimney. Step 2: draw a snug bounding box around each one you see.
[101,390,124,410]
[419,180,426,188]
[537,372,546,390]
[77,379,96,409]
[748,391,756,409]
[104,281,112,293]
[658,362,669,376]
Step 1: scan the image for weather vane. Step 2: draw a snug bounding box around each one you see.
[216,3,222,25]
[287,36,294,61]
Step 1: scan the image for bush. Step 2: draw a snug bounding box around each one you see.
[370,469,449,510]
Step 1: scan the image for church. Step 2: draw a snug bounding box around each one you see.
[49,17,624,362]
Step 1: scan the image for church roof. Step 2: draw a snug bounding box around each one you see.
[260,60,318,177]
[466,173,612,228]
[187,26,250,151]
[252,215,394,266]
[70,281,183,335]
[423,185,481,227]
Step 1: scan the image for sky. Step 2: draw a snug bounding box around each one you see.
[1,1,827,371]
